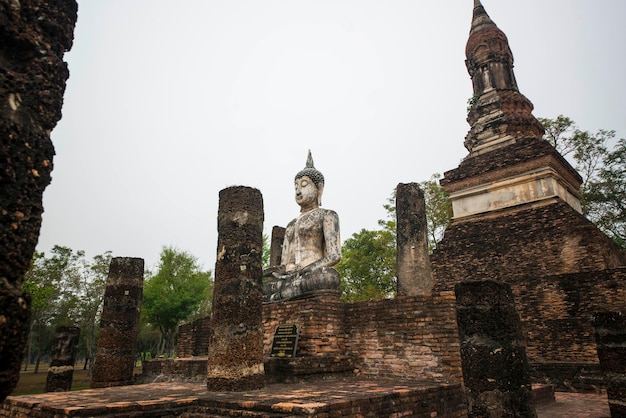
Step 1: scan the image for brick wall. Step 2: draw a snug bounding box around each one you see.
[177,317,212,358]
[262,291,347,358]
[344,293,462,382]
[261,291,463,383]
[432,201,625,289]
[515,268,626,364]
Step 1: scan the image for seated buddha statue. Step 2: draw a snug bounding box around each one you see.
[263,151,341,302]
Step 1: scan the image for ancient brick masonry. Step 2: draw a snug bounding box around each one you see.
[45,326,80,392]
[455,280,537,418]
[593,311,626,417]
[207,186,265,391]
[91,257,144,388]
[0,0,77,401]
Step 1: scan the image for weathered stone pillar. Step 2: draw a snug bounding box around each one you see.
[0,1,77,401]
[45,326,80,392]
[207,186,265,391]
[593,311,626,417]
[91,257,144,388]
[455,280,537,418]
[396,182,432,295]
[269,225,285,267]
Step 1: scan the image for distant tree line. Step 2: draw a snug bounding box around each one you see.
[23,246,212,373]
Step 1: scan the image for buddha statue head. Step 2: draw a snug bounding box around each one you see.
[294,150,324,208]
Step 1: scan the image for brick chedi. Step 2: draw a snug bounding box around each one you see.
[431,0,626,389]
[0,0,77,402]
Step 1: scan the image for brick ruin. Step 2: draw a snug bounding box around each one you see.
[430,0,626,391]
[0,0,78,401]
[206,186,265,391]
[91,257,144,388]
[2,0,624,416]
[44,326,80,393]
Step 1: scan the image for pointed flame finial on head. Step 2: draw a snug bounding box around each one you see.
[474,0,481,8]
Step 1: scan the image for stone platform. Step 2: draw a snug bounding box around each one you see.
[2,377,466,417]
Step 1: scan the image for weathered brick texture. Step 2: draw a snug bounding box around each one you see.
[456,281,536,418]
[262,292,463,383]
[207,186,265,391]
[91,257,144,388]
[0,0,77,400]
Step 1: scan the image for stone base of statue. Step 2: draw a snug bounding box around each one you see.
[262,267,340,303]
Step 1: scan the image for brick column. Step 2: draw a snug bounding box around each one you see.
[396,182,432,295]
[593,311,626,417]
[207,186,265,391]
[269,225,285,267]
[91,257,144,388]
[0,0,77,401]
[455,280,536,418]
[45,326,80,392]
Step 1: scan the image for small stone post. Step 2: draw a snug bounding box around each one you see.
[396,182,432,295]
[269,225,286,267]
[207,186,265,391]
[91,257,144,388]
[592,311,626,417]
[455,280,537,418]
[45,326,80,392]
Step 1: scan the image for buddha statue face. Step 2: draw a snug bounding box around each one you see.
[295,176,319,211]
[294,150,325,209]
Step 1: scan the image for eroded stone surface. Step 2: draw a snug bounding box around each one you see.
[0,0,77,401]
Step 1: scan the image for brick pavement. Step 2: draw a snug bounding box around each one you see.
[3,377,613,417]
[536,392,611,418]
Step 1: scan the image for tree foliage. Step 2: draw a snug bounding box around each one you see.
[338,177,451,301]
[539,115,624,249]
[22,246,111,373]
[141,246,212,356]
[337,228,396,302]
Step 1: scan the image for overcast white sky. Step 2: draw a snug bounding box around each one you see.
[37,0,626,272]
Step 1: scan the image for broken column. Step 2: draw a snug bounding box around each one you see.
[45,326,80,392]
[269,225,285,267]
[455,280,537,418]
[207,186,265,391]
[593,311,626,417]
[91,257,144,388]
[396,182,432,295]
[0,0,78,401]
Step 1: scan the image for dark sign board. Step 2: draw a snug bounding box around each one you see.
[270,324,299,358]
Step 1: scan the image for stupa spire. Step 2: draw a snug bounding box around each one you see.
[463,0,543,155]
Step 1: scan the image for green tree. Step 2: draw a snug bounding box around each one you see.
[420,174,453,252]
[142,246,212,357]
[585,137,626,249]
[22,246,111,373]
[337,228,396,302]
[338,177,453,301]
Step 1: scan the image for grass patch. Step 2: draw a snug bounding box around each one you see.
[11,364,143,396]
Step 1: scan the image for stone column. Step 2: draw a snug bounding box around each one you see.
[269,225,285,267]
[593,311,626,417]
[396,182,432,295]
[45,326,80,392]
[455,280,537,418]
[91,257,144,388]
[0,1,77,401]
[207,186,265,391]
